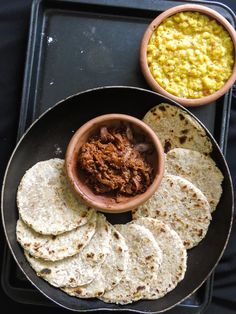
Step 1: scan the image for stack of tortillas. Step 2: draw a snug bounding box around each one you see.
[16,103,224,305]
[133,103,223,249]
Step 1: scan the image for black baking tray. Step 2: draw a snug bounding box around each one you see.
[1,0,235,313]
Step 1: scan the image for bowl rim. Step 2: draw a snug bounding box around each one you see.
[65,113,165,213]
[140,4,236,107]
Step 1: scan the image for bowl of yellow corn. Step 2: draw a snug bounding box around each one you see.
[140,4,236,106]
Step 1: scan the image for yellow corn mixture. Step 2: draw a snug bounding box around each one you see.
[147,11,234,98]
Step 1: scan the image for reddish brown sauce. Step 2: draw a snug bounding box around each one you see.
[78,126,153,197]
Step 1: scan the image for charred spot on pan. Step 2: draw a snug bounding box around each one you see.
[40,268,51,275]
[179,136,187,144]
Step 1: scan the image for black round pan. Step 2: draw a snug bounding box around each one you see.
[1,86,233,313]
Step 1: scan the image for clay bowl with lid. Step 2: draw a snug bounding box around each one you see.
[140,4,236,107]
[65,113,164,213]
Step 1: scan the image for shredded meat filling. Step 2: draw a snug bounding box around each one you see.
[78,126,153,196]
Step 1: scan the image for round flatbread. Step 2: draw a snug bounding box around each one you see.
[100,224,162,305]
[63,223,129,298]
[16,212,97,261]
[132,218,187,299]
[132,174,211,249]
[25,214,111,288]
[143,103,212,154]
[165,148,224,212]
[17,158,94,235]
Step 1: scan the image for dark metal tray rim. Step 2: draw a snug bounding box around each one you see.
[2,0,236,312]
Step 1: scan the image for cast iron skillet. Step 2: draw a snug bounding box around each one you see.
[1,87,233,313]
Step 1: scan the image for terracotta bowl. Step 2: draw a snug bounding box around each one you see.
[65,113,165,213]
[140,4,236,107]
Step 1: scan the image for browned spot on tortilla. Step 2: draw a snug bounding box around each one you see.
[51,235,56,240]
[183,240,190,246]
[117,267,123,272]
[81,212,87,218]
[77,243,83,249]
[179,136,187,144]
[151,108,156,114]
[137,286,145,291]
[75,288,82,295]
[114,231,119,240]
[40,268,51,275]
[145,255,152,261]
[105,224,109,232]
[87,252,95,258]
[156,210,160,215]
[97,291,103,296]
[69,278,75,283]
[160,227,166,233]
[198,229,203,236]
[182,129,189,134]
[117,246,123,252]
[159,105,166,111]
[170,182,173,187]
[164,141,171,153]
[179,113,185,120]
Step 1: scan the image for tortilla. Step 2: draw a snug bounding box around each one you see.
[63,223,129,298]
[132,174,211,249]
[17,158,94,235]
[16,212,96,261]
[132,218,187,299]
[100,223,162,304]
[25,213,111,288]
[165,148,224,212]
[143,103,212,154]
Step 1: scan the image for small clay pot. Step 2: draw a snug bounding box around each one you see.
[65,114,165,213]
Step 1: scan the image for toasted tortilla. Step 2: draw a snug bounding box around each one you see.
[100,224,162,304]
[165,148,223,212]
[17,159,94,235]
[143,103,212,154]
[16,212,96,261]
[132,218,187,299]
[63,223,129,298]
[132,174,211,249]
[25,214,110,288]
